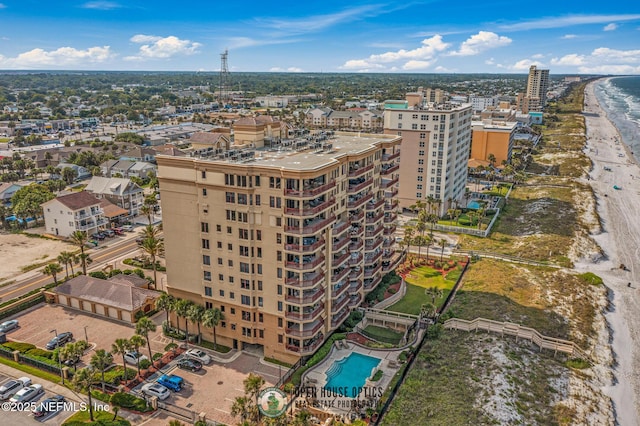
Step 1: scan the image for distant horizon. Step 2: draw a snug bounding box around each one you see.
[0,2,639,74]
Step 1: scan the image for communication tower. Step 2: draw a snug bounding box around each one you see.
[219,49,231,107]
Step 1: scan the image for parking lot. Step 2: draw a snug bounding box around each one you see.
[5,304,164,367]
[134,352,282,425]
[0,373,77,425]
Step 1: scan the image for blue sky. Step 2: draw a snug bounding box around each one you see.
[0,1,639,74]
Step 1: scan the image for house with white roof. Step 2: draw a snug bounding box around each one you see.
[84,176,144,217]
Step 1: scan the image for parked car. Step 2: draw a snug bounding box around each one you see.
[0,377,31,400]
[123,351,148,365]
[32,394,65,418]
[113,227,124,235]
[0,320,19,333]
[135,237,144,245]
[141,383,170,400]
[103,229,115,237]
[176,358,202,372]
[45,332,73,350]
[157,374,184,392]
[185,348,211,365]
[91,232,105,241]
[10,384,43,403]
[122,225,134,232]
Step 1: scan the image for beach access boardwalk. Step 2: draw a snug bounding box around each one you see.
[444,317,590,361]
[452,249,561,268]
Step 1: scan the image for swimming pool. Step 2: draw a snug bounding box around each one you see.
[324,352,381,398]
[467,201,481,210]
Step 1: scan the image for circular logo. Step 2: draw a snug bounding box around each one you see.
[258,387,288,418]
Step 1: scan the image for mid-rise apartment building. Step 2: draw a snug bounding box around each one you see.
[383,95,472,215]
[470,119,518,167]
[520,65,550,113]
[157,132,403,363]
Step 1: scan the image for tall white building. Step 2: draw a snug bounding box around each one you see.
[523,66,550,112]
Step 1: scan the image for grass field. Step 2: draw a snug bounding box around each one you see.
[386,265,461,315]
[362,325,404,345]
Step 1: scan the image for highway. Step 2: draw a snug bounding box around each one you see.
[0,237,142,302]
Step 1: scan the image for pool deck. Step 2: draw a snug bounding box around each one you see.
[300,341,403,416]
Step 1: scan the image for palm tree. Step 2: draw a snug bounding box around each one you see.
[426,286,443,305]
[139,224,161,241]
[202,307,224,350]
[155,293,175,327]
[174,299,193,340]
[402,226,415,264]
[140,204,153,224]
[69,230,89,274]
[111,338,132,381]
[42,262,63,285]
[135,317,157,361]
[414,220,427,262]
[129,335,146,376]
[71,368,97,422]
[90,349,113,392]
[57,251,74,279]
[488,153,496,169]
[439,239,447,261]
[187,304,205,343]
[139,236,163,289]
[424,236,433,261]
[78,253,93,273]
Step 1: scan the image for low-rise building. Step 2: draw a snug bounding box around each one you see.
[42,191,107,237]
[84,176,145,218]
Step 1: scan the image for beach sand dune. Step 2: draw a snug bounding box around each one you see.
[579,79,640,426]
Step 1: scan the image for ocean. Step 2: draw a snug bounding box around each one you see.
[594,76,640,164]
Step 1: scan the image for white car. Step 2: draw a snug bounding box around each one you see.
[0,377,31,400]
[124,351,148,365]
[10,384,43,403]
[185,348,211,365]
[141,383,170,400]
[0,320,19,333]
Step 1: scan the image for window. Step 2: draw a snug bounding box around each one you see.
[204,286,212,296]
[238,212,248,223]
[397,123,402,129]
[412,114,418,119]
[219,289,225,297]
[411,123,418,130]
[419,141,425,147]
[269,177,281,188]
[201,222,209,233]
[228,243,233,251]
[230,292,235,300]
[217,241,222,249]
[255,176,261,186]
[226,210,236,221]
[420,124,426,130]
[204,271,211,281]
[202,188,207,196]
[420,133,426,139]
[225,192,235,203]
[203,255,211,265]
[242,311,251,321]
[417,176,423,182]
[256,230,262,241]
[258,297,263,307]
[416,192,422,198]
[277,268,282,278]
[240,262,250,273]
[277,301,283,311]
[421,114,428,120]
[239,229,249,239]
[276,233,281,244]
[258,281,263,291]
[202,239,210,249]
[230,307,235,314]
[227,226,232,234]
[398,113,403,119]
[418,150,424,156]
[277,285,282,295]
[255,195,261,205]
[418,159,424,165]
[218,274,224,281]
[229,276,234,284]
[270,196,276,208]
[257,264,262,274]
[201,170,207,179]
[205,301,213,309]
[418,168,424,173]
[417,184,423,190]
[241,295,251,306]
[278,318,283,327]
[278,334,283,343]
[228,259,233,267]
[277,251,282,261]
[238,194,248,205]
[216,224,222,232]
[241,279,250,289]
[276,217,282,226]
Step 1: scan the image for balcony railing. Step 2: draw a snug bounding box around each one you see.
[348,163,374,177]
[331,283,349,299]
[365,237,384,252]
[380,176,399,189]
[332,221,350,236]
[348,177,373,194]
[286,320,324,338]
[384,200,399,211]
[285,303,324,321]
[331,267,350,283]
[384,213,398,223]
[285,180,336,197]
[367,198,385,210]
[285,255,325,271]
[381,151,400,162]
[385,187,398,198]
[383,225,397,235]
[365,225,384,238]
[284,238,325,253]
[332,296,349,313]
[349,293,363,308]
[350,226,364,238]
[348,280,363,294]
[365,275,383,291]
[381,163,399,175]
[383,253,405,272]
[349,240,363,251]
[366,211,385,224]
[349,268,364,280]
[285,214,335,235]
[349,210,364,222]
[286,338,323,354]
[331,308,350,328]
[347,193,373,209]
[284,197,335,217]
[348,253,363,266]
[332,235,350,252]
[364,264,382,278]
[285,288,325,305]
[332,252,350,268]
[75,208,104,219]
[77,218,108,230]
[285,272,325,288]
[364,250,383,265]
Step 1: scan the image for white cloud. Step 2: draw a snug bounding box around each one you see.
[550,54,586,66]
[579,64,640,74]
[531,54,545,59]
[81,1,122,10]
[603,23,618,31]
[269,67,304,72]
[403,60,434,70]
[500,14,640,31]
[562,34,578,39]
[341,60,385,70]
[485,58,495,65]
[0,46,114,68]
[226,36,300,49]
[510,59,546,71]
[0,3,6,8]
[591,47,640,63]
[550,47,640,74]
[448,31,511,56]
[127,35,201,60]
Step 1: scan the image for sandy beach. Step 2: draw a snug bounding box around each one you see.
[580,78,640,426]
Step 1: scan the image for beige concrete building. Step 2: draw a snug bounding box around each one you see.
[383,93,472,215]
[520,65,550,113]
[470,120,518,167]
[157,132,403,363]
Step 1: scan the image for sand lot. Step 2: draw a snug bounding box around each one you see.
[0,231,75,282]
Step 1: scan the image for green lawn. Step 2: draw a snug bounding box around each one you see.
[361,325,403,345]
[63,408,130,425]
[385,265,460,315]
[386,284,450,315]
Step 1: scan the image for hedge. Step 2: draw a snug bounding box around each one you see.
[110,392,152,412]
[2,342,36,353]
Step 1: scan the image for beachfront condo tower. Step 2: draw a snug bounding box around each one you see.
[157,131,403,363]
[522,65,550,113]
[383,93,473,215]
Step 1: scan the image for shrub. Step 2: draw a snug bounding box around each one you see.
[371,370,383,381]
[3,342,36,353]
[110,392,151,412]
[26,348,54,359]
[91,389,112,403]
[458,218,471,226]
[578,272,603,286]
[108,269,123,277]
[89,271,108,280]
[139,359,152,369]
[566,358,590,369]
[152,353,163,361]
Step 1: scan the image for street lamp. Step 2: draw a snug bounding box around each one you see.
[50,329,64,384]
[84,326,89,343]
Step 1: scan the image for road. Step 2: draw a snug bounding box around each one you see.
[0,237,141,302]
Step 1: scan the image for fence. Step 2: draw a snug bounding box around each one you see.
[430,207,500,238]
[452,249,559,268]
[0,291,45,321]
[444,317,590,360]
[275,355,305,388]
[158,401,197,423]
[18,353,65,376]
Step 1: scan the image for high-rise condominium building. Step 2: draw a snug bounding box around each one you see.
[383,95,472,215]
[157,132,403,363]
[523,65,550,113]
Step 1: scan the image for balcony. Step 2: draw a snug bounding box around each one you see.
[383,253,405,272]
[332,295,349,313]
[365,224,384,238]
[384,187,398,198]
[383,237,394,248]
[286,338,323,354]
[367,198,385,210]
[331,267,350,283]
[384,212,398,224]
[75,208,104,220]
[348,239,363,251]
[380,176,399,189]
[383,225,397,235]
[331,308,350,328]
[286,320,324,338]
[349,210,364,222]
[365,275,383,291]
[349,293,363,308]
[332,251,350,268]
[348,177,373,194]
[285,272,325,288]
[349,226,364,238]
[285,255,325,271]
[285,288,325,305]
[381,163,399,175]
[285,214,335,235]
[364,264,382,279]
[284,197,335,217]
[366,211,385,224]
[364,250,383,265]
[285,180,336,198]
[348,280,363,294]
[365,237,384,252]
[285,303,324,321]
[284,238,325,253]
[347,193,373,209]
[384,200,399,211]
[332,235,350,252]
[381,151,400,162]
[348,163,374,177]
[331,283,349,299]
[332,221,350,236]
[349,269,363,281]
[77,218,108,230]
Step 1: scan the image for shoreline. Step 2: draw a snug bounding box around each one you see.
[581,78,640,426]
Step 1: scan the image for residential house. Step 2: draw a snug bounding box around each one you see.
[56,163,92,181]
[189,132,231,151]
[42,191,107,237]
[84,176,144,217]
[109,160,136,178]
[127,162,156,179]
[120,146,157,163]
[0,183,24,205]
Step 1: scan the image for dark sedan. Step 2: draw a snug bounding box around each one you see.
[176,358,203,372]
[45,332,73,350]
